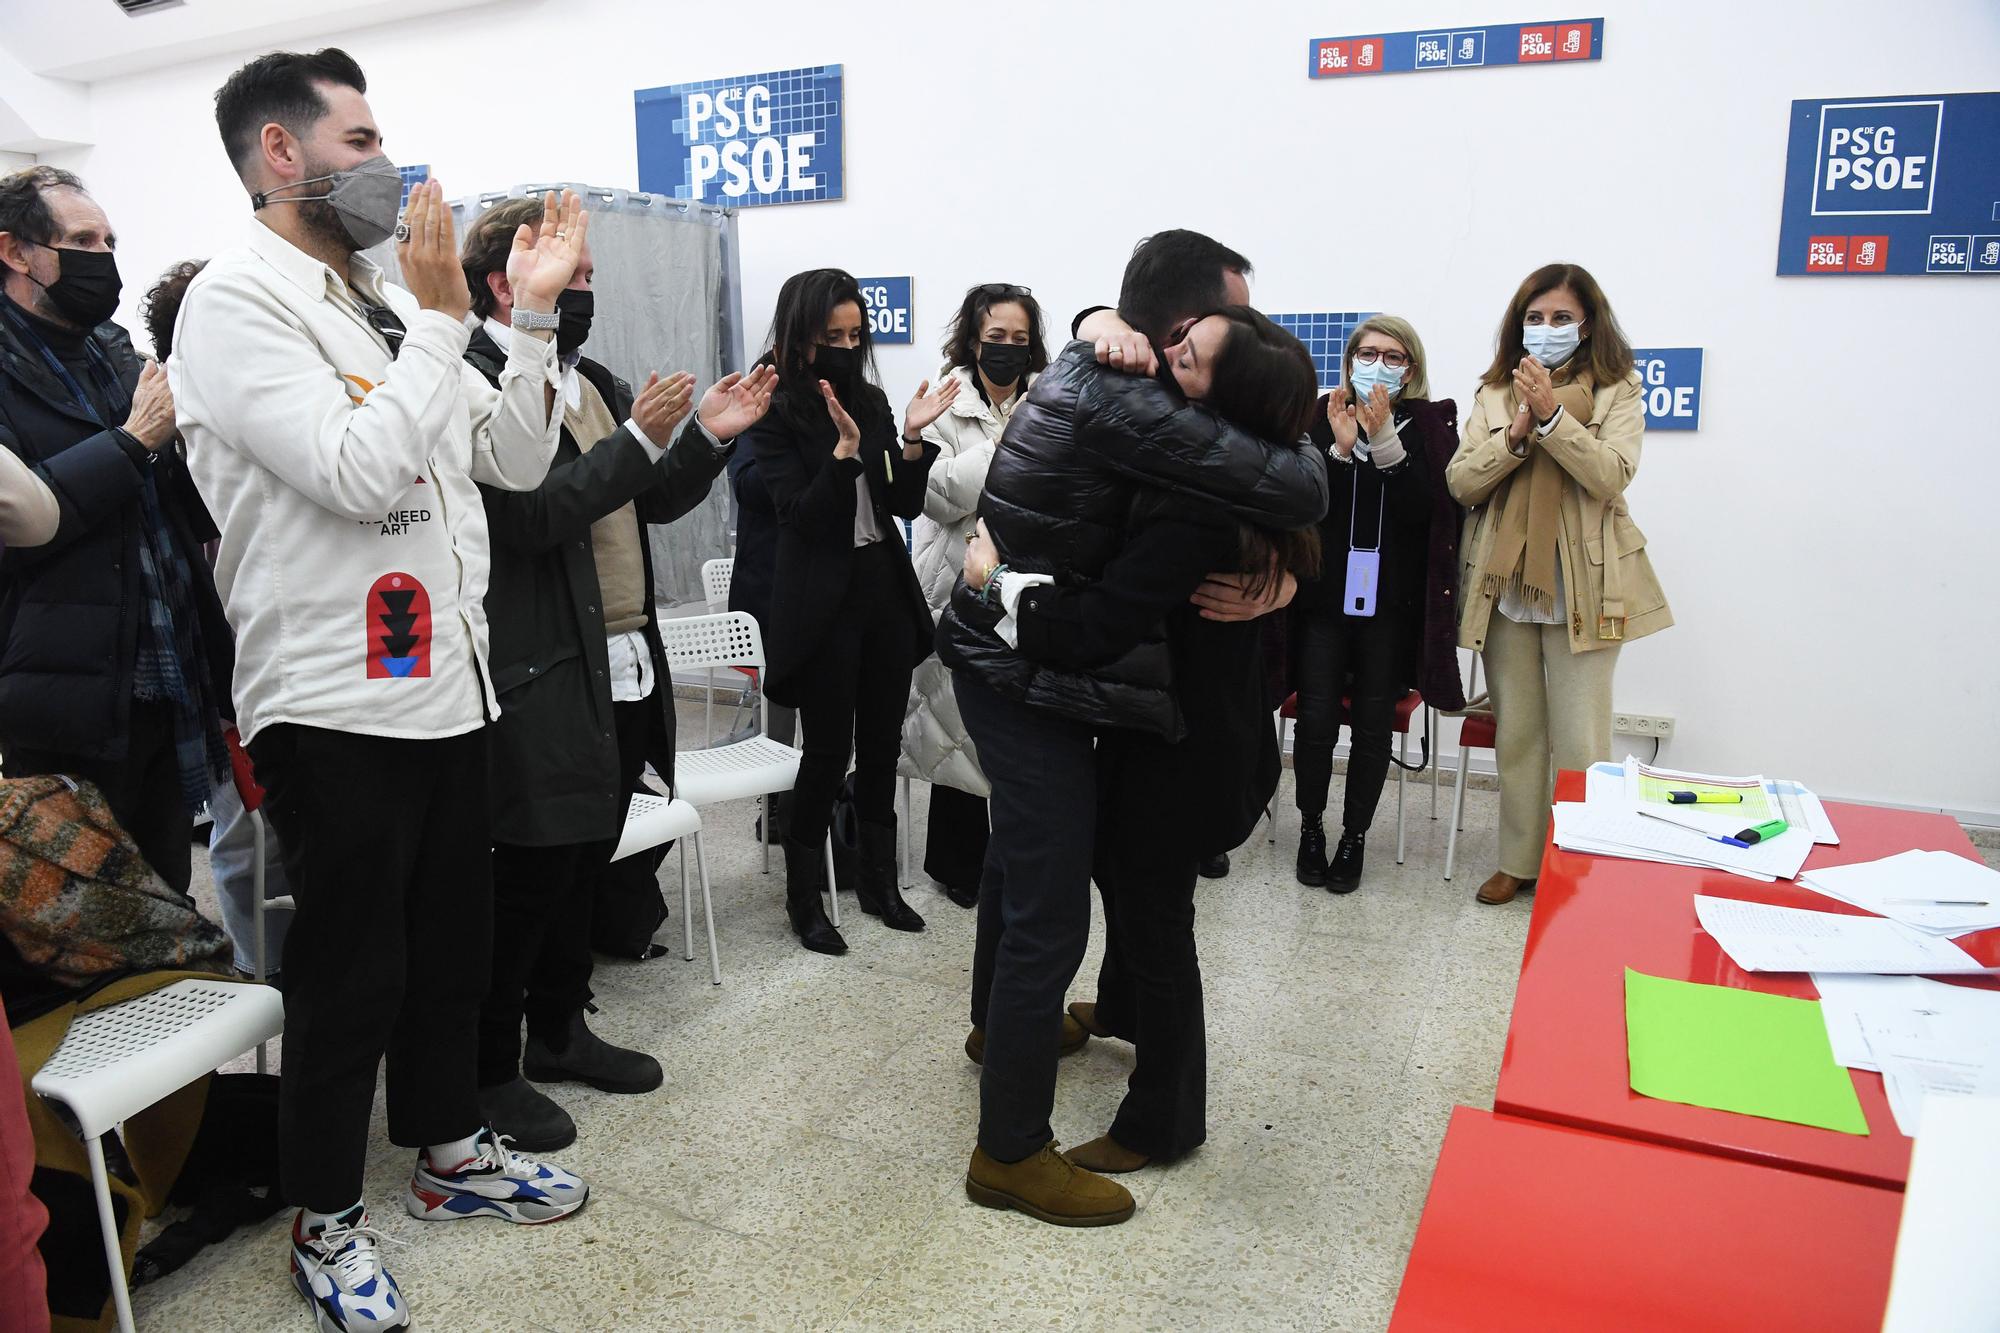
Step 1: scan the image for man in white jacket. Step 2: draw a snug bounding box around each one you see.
[171,48,588,1333]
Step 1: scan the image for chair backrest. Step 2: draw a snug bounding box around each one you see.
[660,610,766,675]
[222,724,264,813]
[700,558,734,613]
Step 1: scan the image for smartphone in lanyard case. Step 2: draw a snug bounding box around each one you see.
[1343,466,1386,618]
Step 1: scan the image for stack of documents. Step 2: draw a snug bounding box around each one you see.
[1693,896,1988,976]
[1810,973,2000,1137]
[1799,850,2000,938]
[1882,1095,2000,1332]
[1553,758,1827,881]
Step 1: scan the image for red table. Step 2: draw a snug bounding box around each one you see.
[1389,1107,1902,1333]
[1494,770,2000,1191]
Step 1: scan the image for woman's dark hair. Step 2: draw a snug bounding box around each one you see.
[941,283,1048,395]
[1196,306,1323,596]
[143,259,207,361]
[214,48,369,178]
[762,267,889,427]
[1481,261,1634,388]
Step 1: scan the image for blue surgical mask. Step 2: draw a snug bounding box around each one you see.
[1522,323,1582,369]
[1348,359,1406,403]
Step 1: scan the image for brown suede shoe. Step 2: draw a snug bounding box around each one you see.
[1475,871,1537,905]
[1066,1134,1151,1174]
[1067,1001,1114,1039]
[964,1015,1090,1066]
[966,1142,1135,1226]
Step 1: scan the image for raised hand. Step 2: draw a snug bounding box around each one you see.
[1357,385,1394,437]
[396,180,471,320]
[507,189,591,312]
[632,371,696,443]
[1190,566,1297,621]
[122,360,176,451]
[696,364,778,440]
[1513,355,1556,422]
[902,376,959,443]
[1327,394,1360,458]
[822,380,861,460]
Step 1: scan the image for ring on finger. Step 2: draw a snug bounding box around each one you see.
[394,223,411,243]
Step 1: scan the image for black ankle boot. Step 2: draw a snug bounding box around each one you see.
[1328,830,1366,893]
[781,836,848,954]
[857,820,925,932]
[1295,815,1328,888]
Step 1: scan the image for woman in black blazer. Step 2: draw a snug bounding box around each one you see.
[740,269,954,954]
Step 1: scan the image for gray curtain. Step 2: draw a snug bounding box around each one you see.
[366,183,741,606]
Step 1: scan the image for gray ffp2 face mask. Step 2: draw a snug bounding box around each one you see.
[253,154,404,250]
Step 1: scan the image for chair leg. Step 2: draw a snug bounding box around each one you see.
[252,811,269,1074]
[761,794,771,874]
[84,1135,136,1333]
[694,832,721,986]
[1429,708,1441,820]
[680,842,694,962]
[1446,743,1472,881]
[823,838,840,927]
[1396,731,1409,866]
[704,666,715,747]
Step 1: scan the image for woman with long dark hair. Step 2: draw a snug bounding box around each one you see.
[740,268,955,953]
[1446,262,1672,906]
[902,282,1048,907]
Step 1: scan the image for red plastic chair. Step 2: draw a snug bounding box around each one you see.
[1441,658,1496,882]
[1272,689,1432,865]
[222,725,291,1069]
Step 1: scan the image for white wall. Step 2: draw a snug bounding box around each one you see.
[42,0,2000,818]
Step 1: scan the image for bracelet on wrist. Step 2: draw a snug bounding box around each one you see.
[979,564,1010,606]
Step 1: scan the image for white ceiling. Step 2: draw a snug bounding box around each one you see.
[1,0,508,83]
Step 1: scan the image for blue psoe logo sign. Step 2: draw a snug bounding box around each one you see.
[635,66,844,207]
[1308,19,1601,79]
[857,277,914,346]
[1777,92,2000,276]
[1631,348,1703,432]
[397,164,430,207]
[1267,312,1376,390]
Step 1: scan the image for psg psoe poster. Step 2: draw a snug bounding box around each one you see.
[635,66,845,207]
[1307,19,1602,79]
[1777,92,2000,275]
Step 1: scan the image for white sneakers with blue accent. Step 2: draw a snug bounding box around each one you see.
[290,1207,409,1332]
[403,1126,589,1225]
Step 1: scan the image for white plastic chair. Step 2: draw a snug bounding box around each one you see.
[659,611,840,923]
[32,979,284,1333]
[610,791,723,984]
[697,559,737,744]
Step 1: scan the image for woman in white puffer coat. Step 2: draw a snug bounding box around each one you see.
[901,283,1048,906]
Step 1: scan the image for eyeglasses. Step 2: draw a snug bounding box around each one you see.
[361,303,407,359]
[1351,347,1411,369]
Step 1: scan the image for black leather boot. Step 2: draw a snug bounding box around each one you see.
[1328,830,1366,893]
[524,1011,664,1094]
[857,820,925,932]
[1296,813,1328,888]
[781,836,848,955]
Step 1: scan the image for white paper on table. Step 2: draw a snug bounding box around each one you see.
[1874,1038,2000,1137]
[1552,803,1726,872]
[1568,806,1806,881]
[1692,896,1990,974]
[1800,850,2000,938]
[1809,973,2000,1072]
[1881,1095,2000,1333]
[1769,780,1839,845]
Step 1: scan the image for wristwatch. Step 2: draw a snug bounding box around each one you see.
[511,307,561,332]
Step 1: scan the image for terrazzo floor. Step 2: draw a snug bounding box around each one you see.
[139,713,1583,1331]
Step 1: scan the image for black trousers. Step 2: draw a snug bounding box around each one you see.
[6,699,192,895]
[1091,736,1207,1160]
[923,783,989,891]
[247,723,491,1213]
[958,675,1098,1163]
[1293,607,1404,833]
[789,542,918,849]
[480,694,654,1085]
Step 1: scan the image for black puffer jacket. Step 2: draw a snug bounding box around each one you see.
[938,341,1327,737]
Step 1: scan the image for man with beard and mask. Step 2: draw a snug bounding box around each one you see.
[172,49,589,1332]
[0,166,232,897]
[454,196,776,1150]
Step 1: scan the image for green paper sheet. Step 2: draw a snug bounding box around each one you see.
[1624,968,1869,1135]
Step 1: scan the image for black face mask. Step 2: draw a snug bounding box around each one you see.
[554,288,594,357]
[977,341,1032,387]
[814,343,861,387]
[32,245,122,329]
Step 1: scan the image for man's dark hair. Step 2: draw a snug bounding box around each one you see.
[143,259,207,361]
[460,197,544,320]
[1116,229,1252,344]
[213,48,368,176]
[0,166,87,250]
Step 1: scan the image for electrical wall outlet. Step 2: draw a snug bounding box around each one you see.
[1613,712,1676,739]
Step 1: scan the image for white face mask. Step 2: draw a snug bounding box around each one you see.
[1522,322,1582,369]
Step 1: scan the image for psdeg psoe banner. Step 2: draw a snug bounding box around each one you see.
[1630,349,1703,432]
[1308,19,1602,79]
[1777,92,2000,275]
[856,277,914,346]
[634,66,844,207]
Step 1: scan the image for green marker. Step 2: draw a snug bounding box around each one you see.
[1733,819,1790,845]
